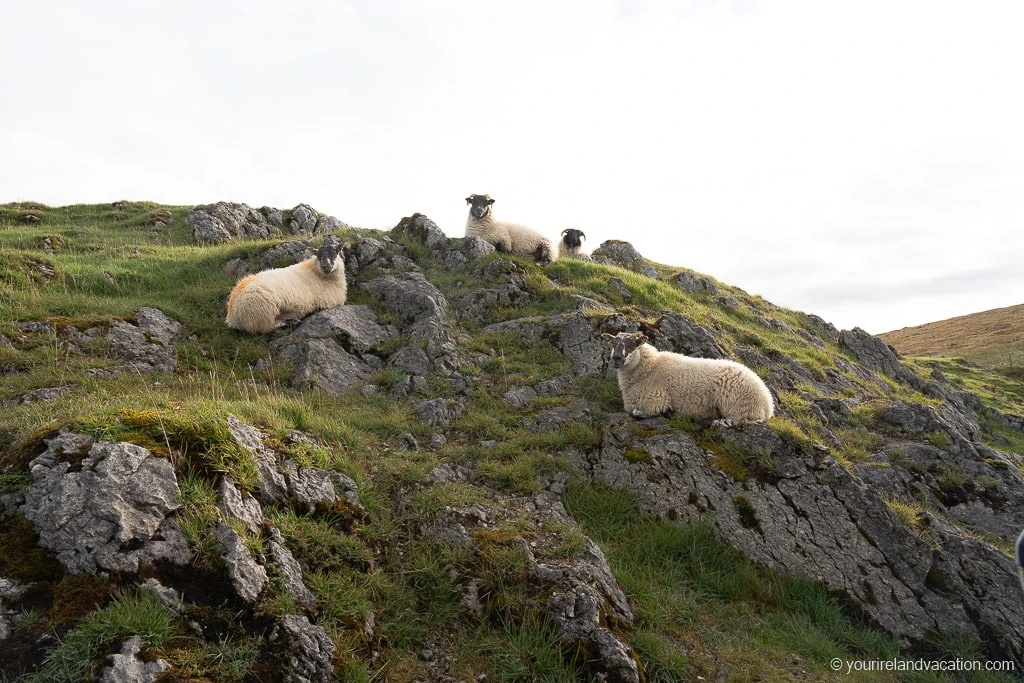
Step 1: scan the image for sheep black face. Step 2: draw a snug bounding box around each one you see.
[466,193,495,219]
[315,244,342,275]
[602,332,648,369]
[560,228,587,249]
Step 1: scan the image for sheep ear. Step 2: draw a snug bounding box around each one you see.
[561,229,569,236]
[465,197,473,204]
[487,198,495,205]
[638,333,650,344]
[579,231,586,241]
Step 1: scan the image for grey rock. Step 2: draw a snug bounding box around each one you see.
[459,235,496,262]
[570,414,1024,666]
[651,312,727,358]
[388,347,433,376]
[527,539,638,683]
[216,523,267,603]
[534,374,574,396]
[2,386,70,408]
[839,327,924,390]
[673,271,719,296]
[361,272,460,375]
[591,240,648,274]
[218,477,264,534]
[526,400,595,434]
[277,338,374,395]
[261,206,285,227]
[229,415,290,504]
[141,578,184,611]
[99,308,182,375]
[607,277,632,301]
[99,636,170,683]
[267,527,317,609]
[504,385,538,408]
[415,398,465,429]
[20,440,191,573]
[248,241,314,273]
[188,202,283,244]
[391,213,450,251]
[288,204,319,235]
[556,312,609,376]
[315,214,348,234]
[289,305,396,354]
[278,614,337,683]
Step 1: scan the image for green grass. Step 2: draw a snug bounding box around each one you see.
[28,588,181,683]
[563,481,904,681]
[2,202,1022,681]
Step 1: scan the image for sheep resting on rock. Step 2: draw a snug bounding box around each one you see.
[465,193,553,265]
[603,331,774,425]
[226,243,347,334]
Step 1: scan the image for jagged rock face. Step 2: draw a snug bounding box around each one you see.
[188,202,350,245]
[19,433,192,574]
[277,614,337,683]
[569,415,1024,666]
[188,202,283,244]
[591,239,658,278]
[93,307,182,376]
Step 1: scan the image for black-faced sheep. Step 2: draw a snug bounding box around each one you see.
[603,331,774,424]
[557,228,591,261]
[226,243,347,334]
[465,193,553,265]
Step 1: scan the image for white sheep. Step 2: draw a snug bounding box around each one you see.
[226,243,347,334]
[557,228,592,261]
[465,193,553,265]
[603,331,774,424]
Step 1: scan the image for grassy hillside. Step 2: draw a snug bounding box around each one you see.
[0,201,1020,682]
[880,304,1024,375]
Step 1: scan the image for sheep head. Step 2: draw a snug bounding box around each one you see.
[560,228,587,248]
[602,331,649,369]
[315,243,343,275]
[466,193,494,219]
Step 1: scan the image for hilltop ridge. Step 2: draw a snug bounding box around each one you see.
[880,303,1024,370]
[0,200,1022,681]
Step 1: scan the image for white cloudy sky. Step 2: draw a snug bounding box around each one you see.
[2,0,1022,334]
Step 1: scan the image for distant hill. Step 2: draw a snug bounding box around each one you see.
[880,303,1024,370]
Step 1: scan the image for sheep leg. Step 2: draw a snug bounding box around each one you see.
[626,389,672,419]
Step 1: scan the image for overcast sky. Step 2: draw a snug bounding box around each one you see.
[3,0,1022,334]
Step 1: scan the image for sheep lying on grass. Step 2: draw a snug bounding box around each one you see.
[603,331,774,425]
[226,243,347,334]
[465,193,553,265]
[557,228,591,261]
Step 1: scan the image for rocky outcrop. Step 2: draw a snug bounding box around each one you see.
[569,415,1024,666]
[18,432,191,574]
[188,202,350,245]
[591,240,658,278]
[92,307,183,376]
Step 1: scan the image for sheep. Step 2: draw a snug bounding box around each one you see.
[602,331,774,425]
[465,193,553,265]
[226,243,347,334]
[557,228,591,261]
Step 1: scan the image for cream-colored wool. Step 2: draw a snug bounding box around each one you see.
[607,332,774,423]
[465,194,553,264]
[226,244,347,334]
